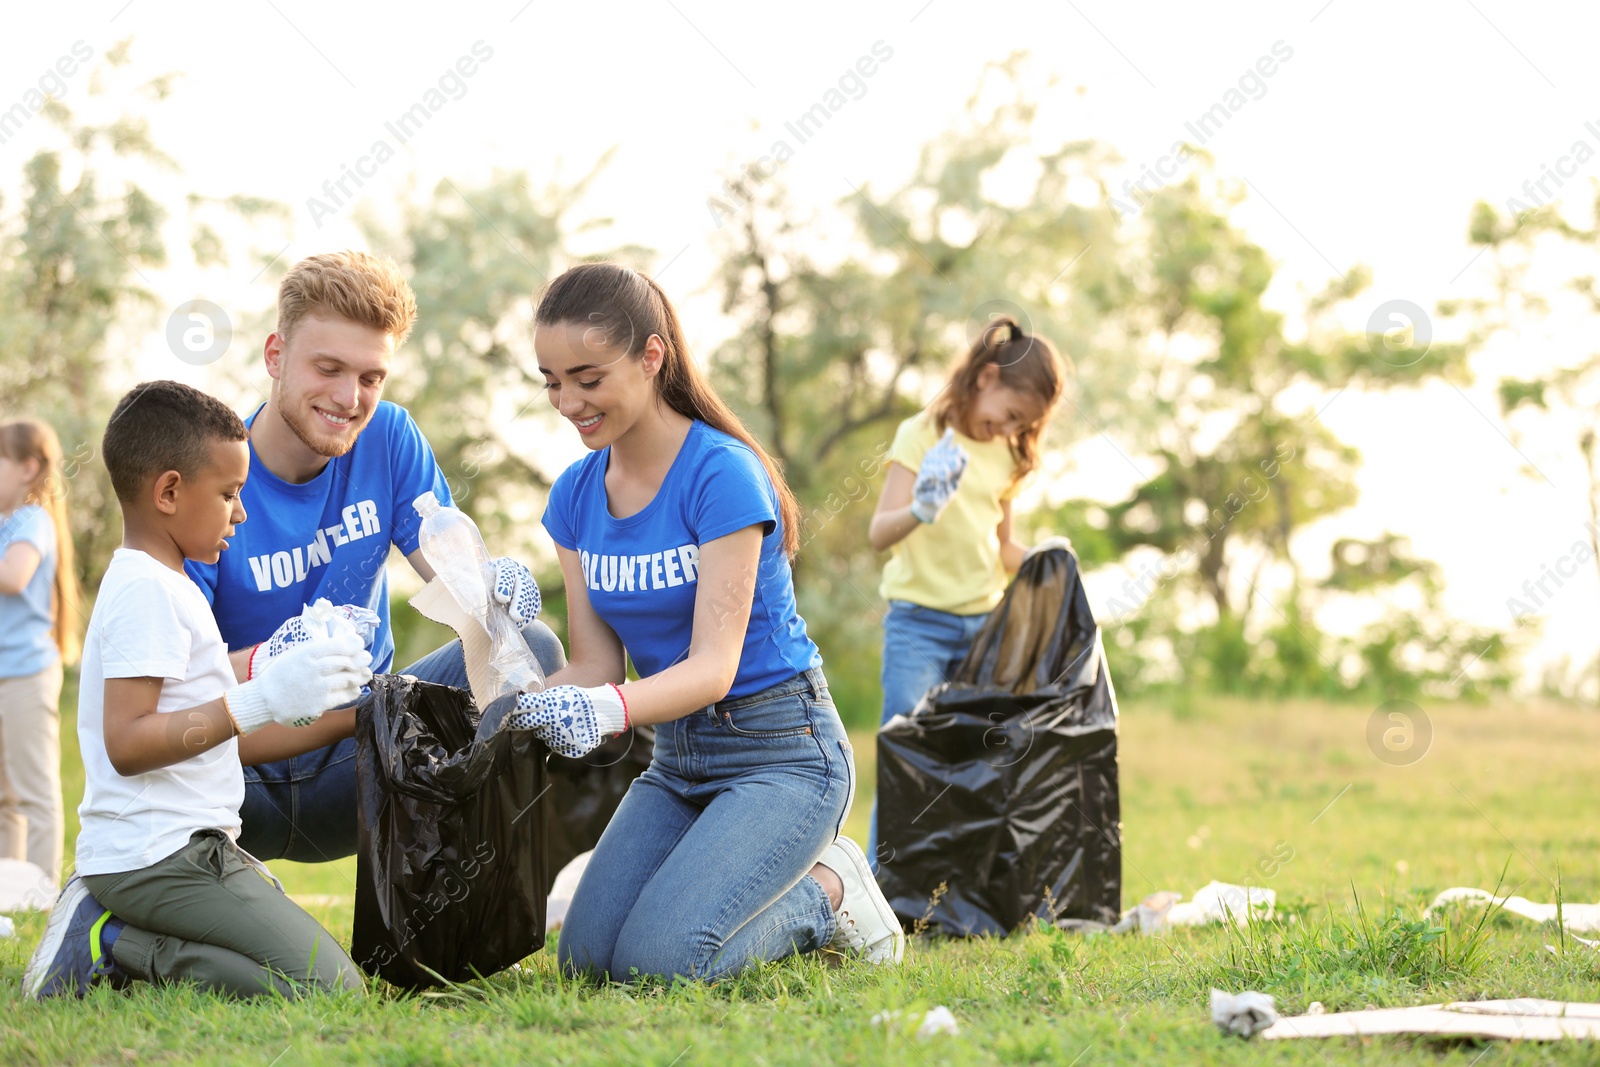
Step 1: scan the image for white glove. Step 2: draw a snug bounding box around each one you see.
[490,557,541,625]
[909,428,969,524]
[226,632,373,734]
[503,683,628,759]
[249,599,380,679]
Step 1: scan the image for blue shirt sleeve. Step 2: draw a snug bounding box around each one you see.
[541,463,579,550]
[690,443,777,544]
[385,404,451,556]
[7,506,53,554]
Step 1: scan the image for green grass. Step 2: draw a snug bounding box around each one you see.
[7,691,1600,1064]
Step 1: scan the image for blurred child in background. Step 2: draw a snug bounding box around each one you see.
[0,418,82,888]
[866,318,1067,868]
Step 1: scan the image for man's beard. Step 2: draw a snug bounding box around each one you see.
[280,398,360,459]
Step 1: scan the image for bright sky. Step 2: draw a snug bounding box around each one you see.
[7,0,1600,692]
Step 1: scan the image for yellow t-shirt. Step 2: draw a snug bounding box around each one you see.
[879,411,1021,615]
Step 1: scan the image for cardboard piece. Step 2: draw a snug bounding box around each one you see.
[1427,887,1600,932]
[1262,1000,1600,1041]
[409,576,497,710]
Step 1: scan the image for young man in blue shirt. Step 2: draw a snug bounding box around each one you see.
[185,250,563,862]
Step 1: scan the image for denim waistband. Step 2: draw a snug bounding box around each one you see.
[710,667,830,715]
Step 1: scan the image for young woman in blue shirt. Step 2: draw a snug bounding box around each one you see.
[507,262,903,982]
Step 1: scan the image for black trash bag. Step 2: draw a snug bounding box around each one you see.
[875,546,1121,937]
[351,674,549,989]
[542,726,655,891]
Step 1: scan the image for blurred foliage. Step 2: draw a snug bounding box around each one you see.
[0,43,292,603]
[1046,154,1470,631]
[1449,188,1600,699]
[0,42,174,611]
[1122,534,1517,705]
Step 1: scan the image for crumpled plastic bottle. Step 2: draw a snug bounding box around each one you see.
[413,491,543,699]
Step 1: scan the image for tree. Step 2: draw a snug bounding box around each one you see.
[1448,188,1600,696]
[1064,163,1472,628]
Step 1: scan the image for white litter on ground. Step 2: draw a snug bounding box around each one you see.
[0,859,55,911]
[546,850,593,932]
[0,915,13,937]
[1211,989,1279,1038]
[1114,881,1276,933]
[871,1006,960,1039]
[1426,887,1600,932]
[1262,1000,1600,1041]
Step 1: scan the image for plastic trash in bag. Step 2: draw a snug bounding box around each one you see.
[543,726,655,892]
[351,674,549,989]
[875,545,1121,936]
[413,491,544,700]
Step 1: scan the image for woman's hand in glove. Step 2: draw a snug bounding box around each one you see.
[504,683,628,759]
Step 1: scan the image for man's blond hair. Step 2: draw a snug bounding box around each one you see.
[277,250,418,346]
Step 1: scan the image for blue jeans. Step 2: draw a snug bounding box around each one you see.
[867,599,990,871]
[236,620,567,862]
[558,667,853,983]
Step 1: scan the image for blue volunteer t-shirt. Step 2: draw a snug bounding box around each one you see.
[542,420,820,698]
[185,400,449,672]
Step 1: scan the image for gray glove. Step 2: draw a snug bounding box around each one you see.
[910,428,969,524]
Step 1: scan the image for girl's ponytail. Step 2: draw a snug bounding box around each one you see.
[0,419,81,665]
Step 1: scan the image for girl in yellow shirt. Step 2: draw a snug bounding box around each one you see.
[866,317,1065,868]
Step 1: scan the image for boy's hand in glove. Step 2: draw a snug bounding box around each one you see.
[249,599,380,679]
[227,632,373,734]
[910,427,969,524]
[504,683,628,759]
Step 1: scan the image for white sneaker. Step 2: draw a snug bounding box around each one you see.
[821,836,904,965]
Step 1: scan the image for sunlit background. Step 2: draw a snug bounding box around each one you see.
[7,0,1600,711]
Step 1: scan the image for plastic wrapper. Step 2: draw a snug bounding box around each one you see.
[875,546,1121,936]
[542,726,655,891]
[351,675,549,989]
[412,492,544,702]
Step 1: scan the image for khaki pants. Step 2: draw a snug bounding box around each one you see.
[0,661,64,884]
[83,829,364,999]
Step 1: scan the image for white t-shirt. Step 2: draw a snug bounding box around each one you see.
[76,548,243,875]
